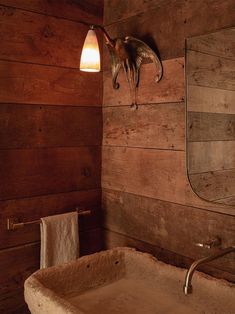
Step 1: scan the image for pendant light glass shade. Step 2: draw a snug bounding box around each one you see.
[80,29,100,72]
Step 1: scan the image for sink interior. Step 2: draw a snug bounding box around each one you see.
[25,247,235,314]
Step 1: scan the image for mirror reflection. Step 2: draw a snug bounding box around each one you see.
[186,27,235,206]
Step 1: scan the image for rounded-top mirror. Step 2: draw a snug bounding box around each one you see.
[186,27,235,206]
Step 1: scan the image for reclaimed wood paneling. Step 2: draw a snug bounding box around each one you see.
[102,145,235,213]
[102,146,189,203]
[187,50,235,91]
[103,229,235,283]
[103,0,235,61]
[0,243,39,314]
[0,147,101,200]
[0,189,101,249]
[0,60,102,106]
[187,85,235,114]
[188,141,235,173]
[0,0,103,23]
[0,227,103,314]
[0,5,88,68]
[188,112,235,142]
[102,0,235,288]
[189,169,235,202]
[0,104,102,148]
[104,0,166,25]
[103,102,185,150]
[0,1,103,312]
[103,57,184,106]
[217,196,235,205]
[187,27,235,60]
[102,189,235,274]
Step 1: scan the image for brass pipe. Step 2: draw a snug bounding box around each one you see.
[7,208,91,231]
[184,246,235,295]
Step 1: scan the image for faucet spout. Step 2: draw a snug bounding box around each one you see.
[183,246,235,295]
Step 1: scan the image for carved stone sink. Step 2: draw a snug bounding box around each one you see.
[24,247,235,314]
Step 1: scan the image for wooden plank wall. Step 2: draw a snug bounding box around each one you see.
[0,1,103,313]
[102,0,235,284]
[187,28,235,204]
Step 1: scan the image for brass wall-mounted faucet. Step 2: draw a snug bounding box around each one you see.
[183,245,235,295]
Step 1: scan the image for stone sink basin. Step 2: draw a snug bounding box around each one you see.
[24,247,235,314]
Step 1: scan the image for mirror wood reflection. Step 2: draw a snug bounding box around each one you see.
[186,27,235,206]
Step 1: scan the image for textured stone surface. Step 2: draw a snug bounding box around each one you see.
[25,248,235,314]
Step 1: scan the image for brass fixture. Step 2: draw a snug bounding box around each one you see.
[195,236,222,249]
[7,208,91,231]
[183,246,235,295]
[80,24,163,106]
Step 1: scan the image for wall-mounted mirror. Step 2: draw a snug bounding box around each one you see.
[186,27,235,206]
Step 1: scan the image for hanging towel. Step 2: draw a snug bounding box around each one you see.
[40,212,79,269]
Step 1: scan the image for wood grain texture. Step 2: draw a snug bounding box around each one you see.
[187,50,235,91]
[0,5,91,68]
[103,102,185,150]
[103,0,235,61]
[102,146,191,204]
[0,147,101,200]
[102,147,235,213]
[104,0,166,25]
[187,27,235,60]
[0,243,39,314]
[103,57,184,106]
[0,1,103,312]
[188,141,235,173]
[0,228,103,314]
[0,60,102,106]
[102,0,235,292]
[187,85,235,114]
[103,229,235,283]
[189,169,235,202]
[0,104,102,148]
[188,112,235,142]
[0,0,103,23]
[0,189,101,249]
[102,189,235,274]
[217,196,235,205]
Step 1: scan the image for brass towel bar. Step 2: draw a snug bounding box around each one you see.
[7,208,91,231]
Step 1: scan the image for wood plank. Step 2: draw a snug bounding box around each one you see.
[188,141,235,173]
[187,85,235,114]
[103,228,235,283]
[0,189,101,249]
[0,243,39,314]
[187,50,235,91]
[80,228,104,256]
[0,228,103,314]
[103,0,235,62]
[187,27,235,60]
[104,0,166,25]
[216,196,235,206]
[188,112,235,142]
[0,104,102,148]
[103,102,185,150]
[0,60,102,106]
[103,58,184,106]
[102,189,235,274]
[0,146,101,200]
[0,5,99,68]
[102,146,189,203]
[102,146,235,213]
[0,0,103,23]
[189,169,235,202]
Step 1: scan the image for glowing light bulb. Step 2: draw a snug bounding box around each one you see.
[80,29,100,72]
